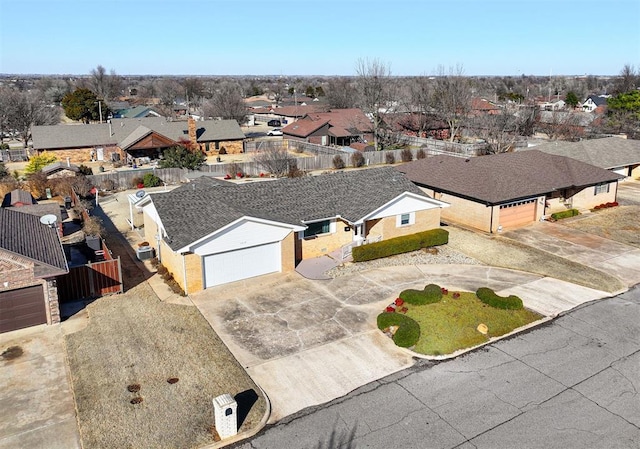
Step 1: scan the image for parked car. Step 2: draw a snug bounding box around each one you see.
[267,119,282,127]
[267,128,283,136]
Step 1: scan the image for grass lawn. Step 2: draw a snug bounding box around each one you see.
[65,283,266,449]
[405,291,543,356]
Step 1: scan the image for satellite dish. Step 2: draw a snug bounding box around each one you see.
[136,190,146,198]
[40,214,58,227]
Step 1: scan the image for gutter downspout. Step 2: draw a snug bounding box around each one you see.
[182,253,188,294]
[489,205,494,233]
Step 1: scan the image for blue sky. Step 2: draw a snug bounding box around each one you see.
[1,0,638,76]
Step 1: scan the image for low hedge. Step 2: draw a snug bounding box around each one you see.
[400,283,443,305]
[550,209,579,220]
[377,312,421,348]
[352,229,449,262]
[476,287,523,310]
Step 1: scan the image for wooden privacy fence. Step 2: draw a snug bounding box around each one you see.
[57,241,123,302]
[87,167,187,190]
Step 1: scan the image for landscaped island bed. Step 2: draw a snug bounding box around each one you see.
[379,285,543,356]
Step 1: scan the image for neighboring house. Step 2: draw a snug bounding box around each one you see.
[538,99,566,111]
[470,98,501,116]
[2,189,36,207]
[140,167,449,292]
[31,116,246,164]
[397,150,623,233]
[382,112,450,140]
[0,208,68,333]
[529,137,640,179]
[283,109,373,146]
[113,105,163,119]
[252,105,325,126]
[582,94,610,113]
[41,161,80,179]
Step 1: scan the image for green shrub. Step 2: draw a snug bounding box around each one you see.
[476,287,523,310]
[352,228,449,262]
[400,284,443,305]
[377,312,421,348]
[550,209,579,220]
[143,172,162,187]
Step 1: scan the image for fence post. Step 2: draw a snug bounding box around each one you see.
[87,261,95,296]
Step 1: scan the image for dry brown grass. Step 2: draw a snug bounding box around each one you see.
[563,206,640,248]
[65,283,266,449]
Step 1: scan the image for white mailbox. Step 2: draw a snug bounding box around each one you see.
[213,393,238,439]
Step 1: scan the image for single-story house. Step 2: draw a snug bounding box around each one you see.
[139,167,449,292]
[283,108,373,146]
[0,208,68,333]
[582,94,610,113]
[528,137,640,180]
[2,189,36,207]
[112,105,163,119]
[252,105,326,126]
[31,116,245,164]
[397,150,624,233]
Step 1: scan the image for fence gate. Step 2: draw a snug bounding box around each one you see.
[57,257,123,302]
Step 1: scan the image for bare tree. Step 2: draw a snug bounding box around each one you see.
[182,78,206,107]
[613,64,639,94]
[9,91,60,147]
[355,58,393,150]
[253,146,296,177]
[90,65,123,100]
[156,78,183,112]
[537,110,585,141]
[431,64,472,142]
[201,83,247,124]
[326,77,359,109]
[408,75,436,137]
[0,87,19,143]
[472,110,521,154]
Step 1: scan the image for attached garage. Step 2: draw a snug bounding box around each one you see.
[0,285,47,334]
[499,199,538,229]
[203,242,281,288]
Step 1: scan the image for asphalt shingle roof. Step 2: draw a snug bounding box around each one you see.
[152,167,428,251]
[32,117,245,150]
[0,208,68,277]
[528,137,640,170]
[397,150,623,205]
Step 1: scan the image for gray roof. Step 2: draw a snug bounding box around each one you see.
[41,161,80,175]
[151,167,429,251]
[586,95,609,106]
[527,137,640,170]
[396,150,624,205]
[0,208,68,278]
[32,117,245,150]
[2,189,35,207]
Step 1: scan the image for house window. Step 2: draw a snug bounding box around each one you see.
[396,212,415,227]
[594,183,609,195]
[304,220,331,238]
[215,141,220,150]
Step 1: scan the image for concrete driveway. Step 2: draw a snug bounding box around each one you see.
[503,221,640,288]
[0,326,80,449]
[190,264,609,423]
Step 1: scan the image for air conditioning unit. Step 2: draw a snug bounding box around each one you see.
[136,246,155,261]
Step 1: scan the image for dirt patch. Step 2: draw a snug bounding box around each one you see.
[562,206,640,248]
[65,283,266,449]
[1,345,23,361]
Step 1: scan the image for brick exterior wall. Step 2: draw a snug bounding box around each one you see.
[281,232,296,273]
[0,250,60,325]
[202,140,244,155]
[547,183,619,213]
[300,218,353,258]
[38,145,119,164]
[366,209,440,240]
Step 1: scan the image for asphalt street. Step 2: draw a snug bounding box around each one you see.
[237,286,640,449]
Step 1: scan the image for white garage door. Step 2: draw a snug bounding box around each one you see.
[203,242,281,288]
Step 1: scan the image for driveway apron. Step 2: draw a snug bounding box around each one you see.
[0,326,81,449]
[190,264,610,423]
[503,222,640,287]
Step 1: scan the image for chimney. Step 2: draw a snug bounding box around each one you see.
[188,115,197,148]
[108,120,113,136]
